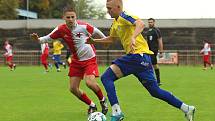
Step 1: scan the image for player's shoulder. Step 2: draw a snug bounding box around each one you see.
[77,20,92,27]
[154,27,160,31]
[57,24,67,29]
[119,11,139,24]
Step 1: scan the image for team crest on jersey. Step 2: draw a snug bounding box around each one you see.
[141,61,149,67]
[75,32,84,38]
[118,26,121,31]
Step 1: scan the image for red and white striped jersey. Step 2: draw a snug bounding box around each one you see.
[39,20,105,61]
[41,43,49,55]
[4,43,13,57]
[201,42,211,55]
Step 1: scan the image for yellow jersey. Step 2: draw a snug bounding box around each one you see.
[110,11,153,54]
[53,40,64,55]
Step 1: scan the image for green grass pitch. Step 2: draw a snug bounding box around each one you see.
[0,66,214,121]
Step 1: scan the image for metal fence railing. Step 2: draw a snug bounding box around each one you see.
[0,50,214,66]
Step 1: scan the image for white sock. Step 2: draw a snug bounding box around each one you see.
[90,102,96,107]
[180,103,189,113]
[112,104,122,116]
[101,97,105,102]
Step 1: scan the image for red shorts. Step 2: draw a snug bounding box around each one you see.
[68,57,99,78]
[6,56,13,62]
[203,55,210,62]
[40,54,48,64]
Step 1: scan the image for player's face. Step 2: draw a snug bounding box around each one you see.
[148,20,155,28]
[63,11,77,28]
[106,1,120,18]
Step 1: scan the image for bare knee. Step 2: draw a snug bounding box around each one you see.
[85,79,97,89]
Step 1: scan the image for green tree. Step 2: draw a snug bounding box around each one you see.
[17,0,106,19]
[74,0,106,19]
[0,0,18,20]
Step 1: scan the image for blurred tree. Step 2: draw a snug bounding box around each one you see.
[18,0,106,19]
[74,0,106,19]
[0,0,19,20]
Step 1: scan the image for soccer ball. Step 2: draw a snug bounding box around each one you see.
[87,112,107,121]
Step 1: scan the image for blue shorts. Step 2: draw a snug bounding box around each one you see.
[112,54,156,83]
[52,55,61,62]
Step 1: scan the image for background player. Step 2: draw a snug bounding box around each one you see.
[52,39,66,72]
[200,40,213,70]
[30,7,108,115]
[40,42,51,72]
[144,18,163,86]
[87,0,195,121]
[3,40,16,71]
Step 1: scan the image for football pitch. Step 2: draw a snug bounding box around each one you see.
[0,66,214,121]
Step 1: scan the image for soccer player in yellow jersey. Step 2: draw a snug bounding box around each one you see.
[87,0,195,121]
[52,40,66,72]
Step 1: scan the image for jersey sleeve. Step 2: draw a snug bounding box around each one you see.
[49,26,62,39]
[155,28,162,38]
[109,23,118,37]
[86,23,94,35]
[39,26,61,43]
[120,12,138,25]
[92,27,106,38]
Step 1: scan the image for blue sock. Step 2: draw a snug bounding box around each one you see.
[101,67,118,106]
[54,62,59,69]
[143,81,183,108]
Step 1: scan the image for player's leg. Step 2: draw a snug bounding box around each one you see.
[83,61,108,115]
[52,55,60,71]
[69,76,97,114]
[203,55,207,70]
[41,54,48,72]
[84,75,108,115]
[135,54,195,121]
[143,81,195,121]
[6,56,15,71]
[153,64,161,85]
[205,55,213,69]
[56,55,66,69]
[150,53,161,85]
[101,64,124,120]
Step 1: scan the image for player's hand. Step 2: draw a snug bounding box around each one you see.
[130,37,136,53]
[85,37,95,44]
[30,33,40,42]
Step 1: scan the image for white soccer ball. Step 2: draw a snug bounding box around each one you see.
[87,112,107,121]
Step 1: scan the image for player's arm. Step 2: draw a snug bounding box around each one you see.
[59,43,64,50]
[30,33,53,43]
[156,28,164,57]
[132,19,144,39]
[130,19,144,53]
[86,36,114,44]
[30,27,61,44]
[92,27,107,38]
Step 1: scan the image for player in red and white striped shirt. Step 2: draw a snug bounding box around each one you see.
[40,43,50,72]
[31,7,108,115]
[3,40,16,71]
[200,40,213,70]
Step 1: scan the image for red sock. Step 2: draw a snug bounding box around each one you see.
[80,93,92,105]
[96,89,104,101]
[43,64,48,70]
[8,63,13,69]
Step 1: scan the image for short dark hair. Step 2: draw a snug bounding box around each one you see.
[63,6,76,15]
[148,18,155,22]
